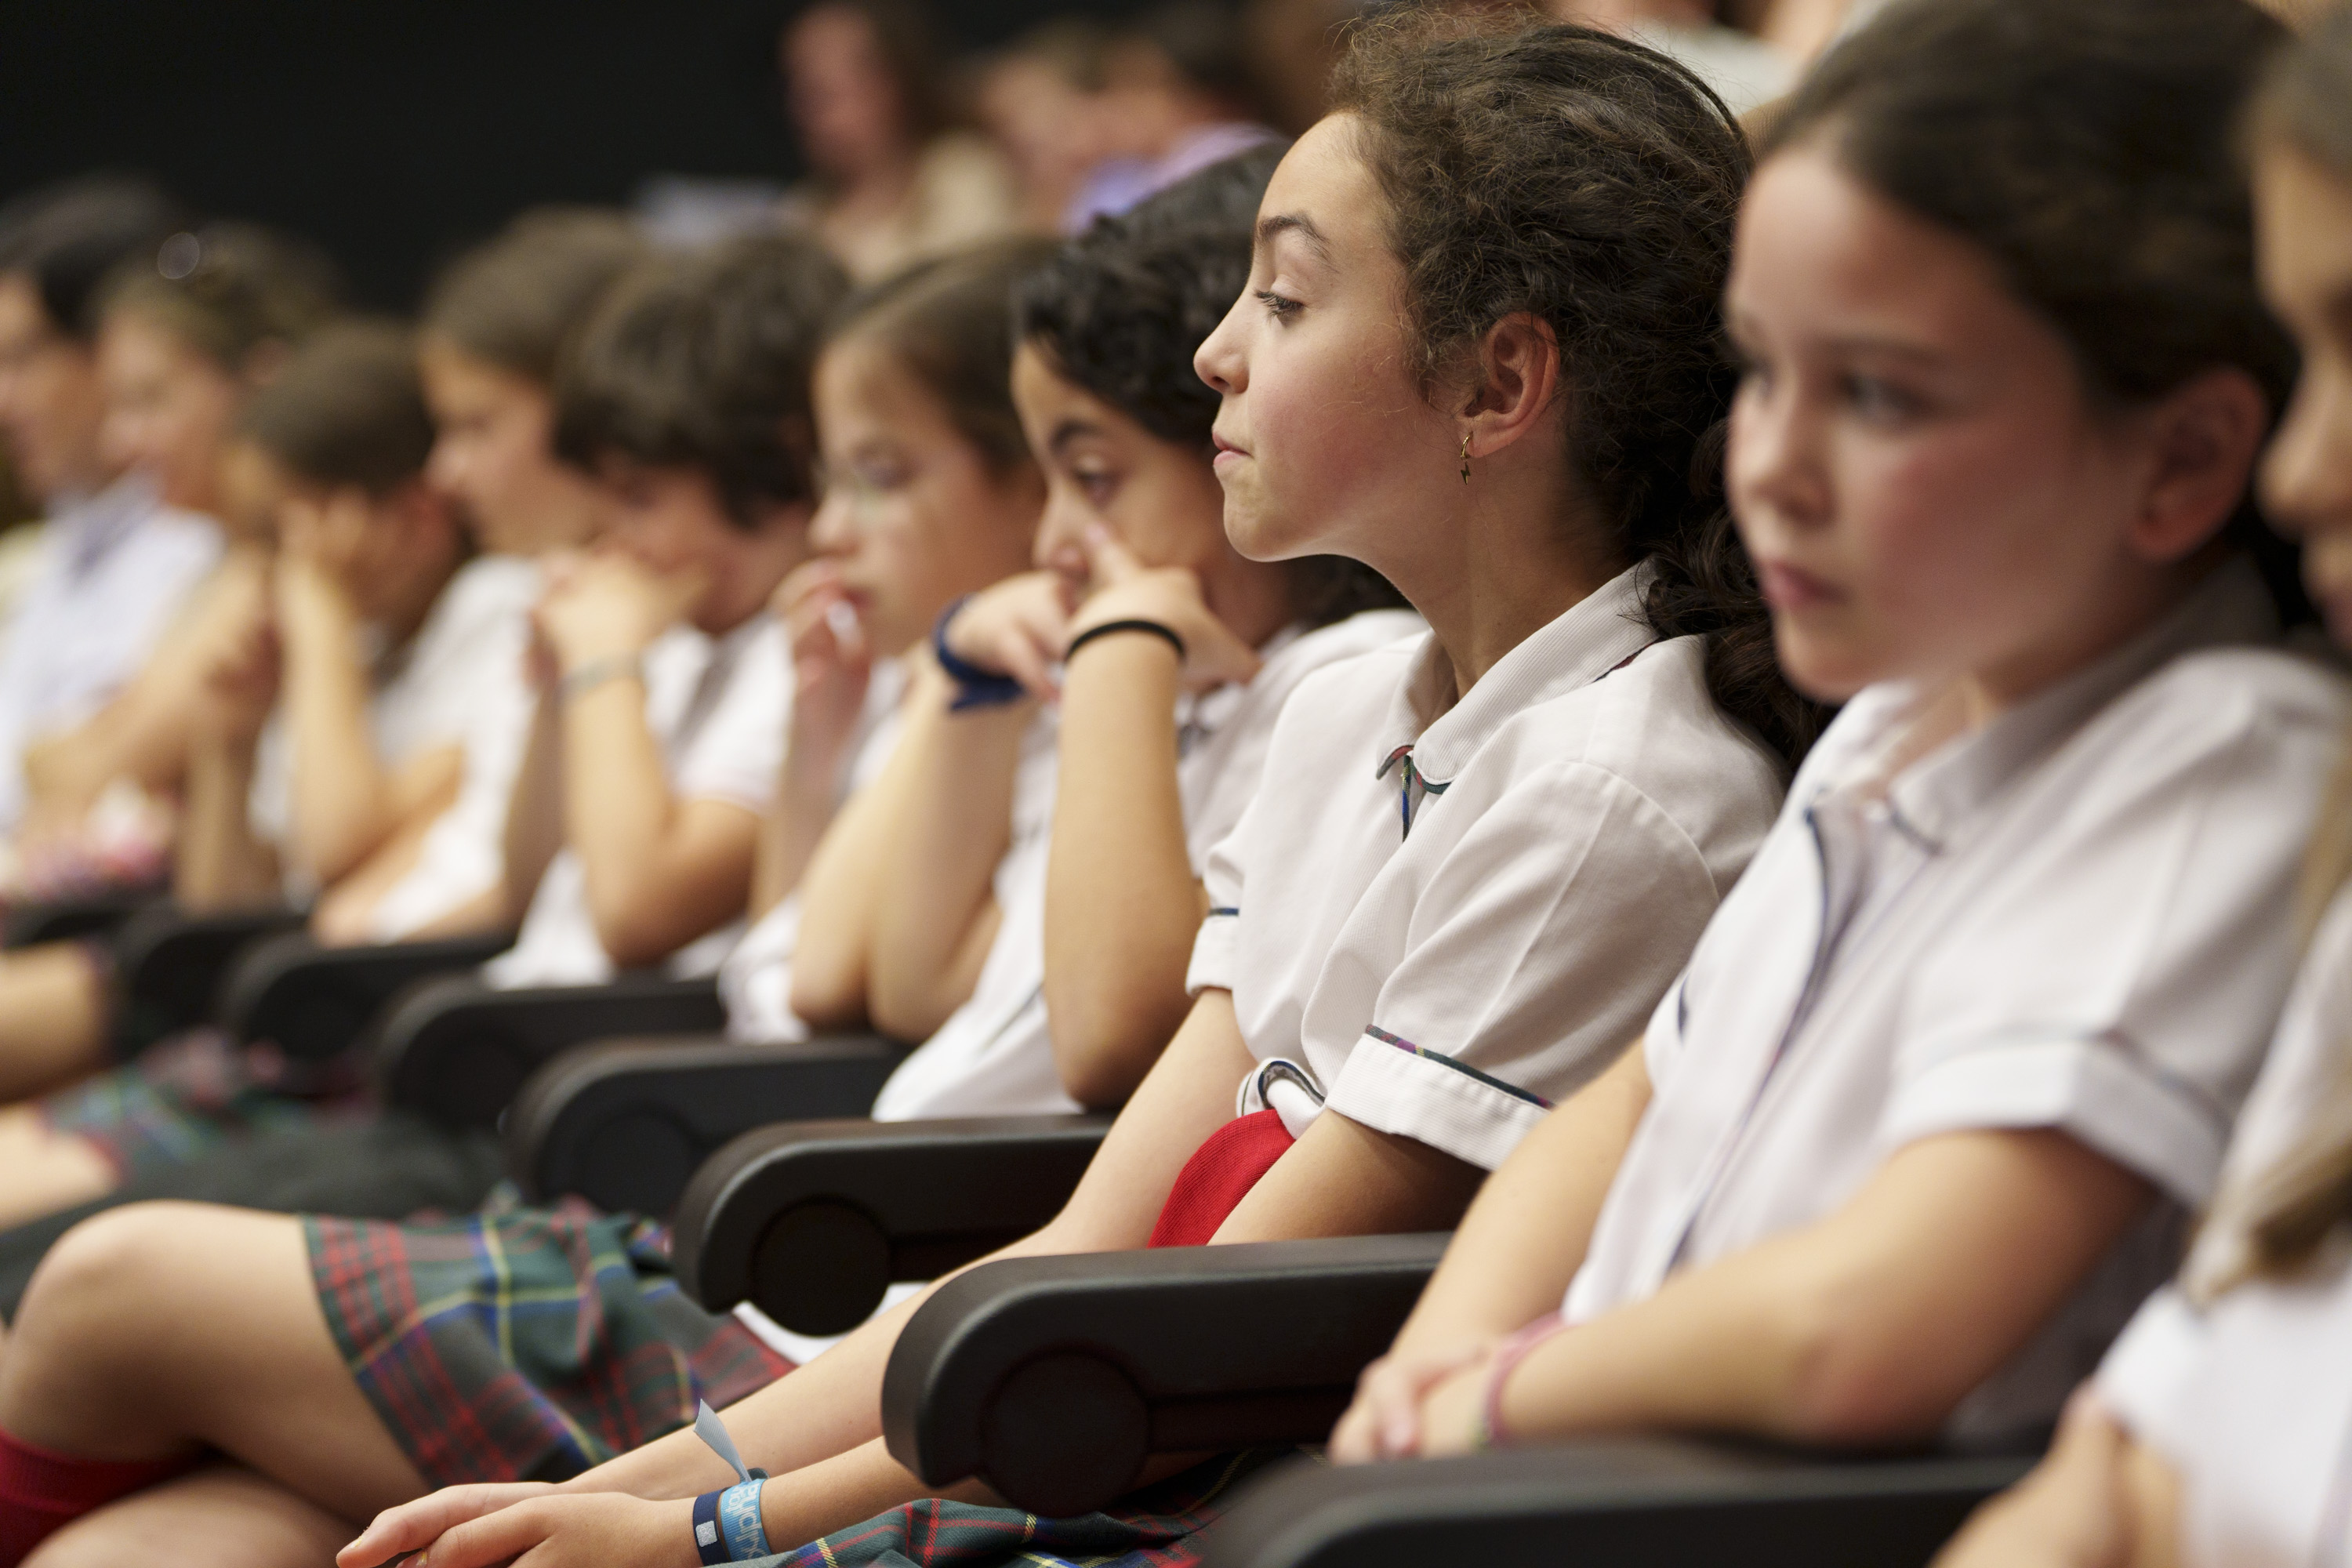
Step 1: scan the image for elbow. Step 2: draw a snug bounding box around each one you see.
[1047,978,1182,1112]
[1769,1297,1959,1448]
[789,958,869,1034]
[587,895,689,974]
[868,982,949,1048]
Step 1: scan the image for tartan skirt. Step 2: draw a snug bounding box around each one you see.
[38,1028,352,1178]
[306,1196,793,1486]
[757,1448,1300,1568]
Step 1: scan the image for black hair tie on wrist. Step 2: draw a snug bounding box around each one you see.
[932,594,1028,712]
[1066,619,1187,664]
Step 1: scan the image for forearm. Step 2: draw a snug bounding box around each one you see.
[865,691,1029,1039]
[1043,638,1198,1108]
[281,603,401,884]
[173,737,280,909]
[1391,1043,1650,1359]
[499,698,564,921]
[560,677,699,965]
[750,743,849,919]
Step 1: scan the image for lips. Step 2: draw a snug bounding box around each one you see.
[1755,558,1843,612]
[1210,430,1248,459]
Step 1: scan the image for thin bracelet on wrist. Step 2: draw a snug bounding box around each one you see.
[1065,618,1187,665]
[1474,1312,1570,1451]
[557,651,643,702]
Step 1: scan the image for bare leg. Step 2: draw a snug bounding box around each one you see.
[0,1202,429,1523]
[0,1105,114,1228]
[27,1464,354,1568]
[0,943,109,1104]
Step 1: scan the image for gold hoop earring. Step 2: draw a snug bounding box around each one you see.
[1459,432,1472,485]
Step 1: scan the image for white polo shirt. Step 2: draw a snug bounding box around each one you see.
[2096,886,2352,1568]
[0,474,220,826]
[1185,565,1786,1172]
[717,659,910,1045]
[249,554,543,911]
[869,605,1427,1122]
[485,612,789,989]
[1563,561,2348,1447]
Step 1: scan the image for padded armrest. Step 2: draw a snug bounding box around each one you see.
[504,1033,909,1216]
[111,902,309,1050]
[673,1114,1112,1338]
[2,887,161,949]
[880,1232,1449,1516]
[1197,1442,2036,1568]
[219,929,515,1062]
[374,972,727,1130]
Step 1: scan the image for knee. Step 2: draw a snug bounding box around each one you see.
[13,1203,207,1364]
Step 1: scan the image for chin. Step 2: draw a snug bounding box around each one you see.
[1773,629,1878,706]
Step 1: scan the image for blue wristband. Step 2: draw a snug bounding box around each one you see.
[691,1477,771,1562]
[931,595,1027,712]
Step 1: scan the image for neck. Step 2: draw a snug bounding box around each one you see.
[381,538,463,647]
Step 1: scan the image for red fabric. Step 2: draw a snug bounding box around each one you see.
[1147,1109,1298,1249]
[0,1424,197,1565]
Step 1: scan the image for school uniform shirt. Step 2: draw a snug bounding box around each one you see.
[1563,560,2348,1449]
[248,555,544,907]
[483,613,789,990]
[361,557,544,938]
[0,474,220,827]
[717,659,909,1045]
[1185,565,1784,1172]
[869,606,1427,1122]
[2096,884,2352,1568]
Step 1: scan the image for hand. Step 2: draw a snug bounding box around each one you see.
[412,1491,698,1568]
[194,582,281,746]
[1932,1388,2136,1568]
[275,489,384,633]
[1329,1337,1497,1464]
[941,570,1077,701]
[776,558,873,767]
[1067,527,1261,693]
[535,550,704,675]
[337,1480,560,1567]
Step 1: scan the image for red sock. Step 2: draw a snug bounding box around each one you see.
[0,1425,197,1566]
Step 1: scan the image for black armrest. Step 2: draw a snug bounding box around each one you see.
[673,1114,1112,1338]
[373,973,727,1130]
[504,1033,910,1217]
[219,929,516,1062]
[110,902,309,1051]
[880,1233,1448,1517]
[1198,1442,2036,1568]
[2,887,161,949]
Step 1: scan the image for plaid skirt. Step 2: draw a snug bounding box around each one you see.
[38,1028,358,1177]
[756,1448,1300,1568]
[307,1196,793,1487]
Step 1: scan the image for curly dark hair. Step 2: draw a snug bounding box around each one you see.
[423,208,648,388]
[1769,0,2303,627]
[1017,146,1408,628]
[1333,13,1820,767]
[554,234,848,529]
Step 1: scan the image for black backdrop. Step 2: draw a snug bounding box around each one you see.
[0,0,1142,307]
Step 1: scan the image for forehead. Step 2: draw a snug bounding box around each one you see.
[0,274,45,339]
[816,332,954,436]
[1730,146,2036,347]
[1009,339,1145,445]
[1258,114,1386,259]
[2255,140,2352,311]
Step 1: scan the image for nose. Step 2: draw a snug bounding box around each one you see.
[809,486,857,556]
[1031,485,1090,572]
[1726,374,1830,534]
[2262,368,2352,542]
[1194,292,1249,397]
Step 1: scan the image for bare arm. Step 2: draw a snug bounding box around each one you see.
[1933,1389,2178,1568]
[751,561,875,920]
[496,691,565,927]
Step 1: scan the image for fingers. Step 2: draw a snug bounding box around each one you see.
[409,1498,554,1568]
[1080,523,1144,586]
[338,1484,546,1568]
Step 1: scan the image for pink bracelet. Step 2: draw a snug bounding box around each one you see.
[1475,1312,1570,1450]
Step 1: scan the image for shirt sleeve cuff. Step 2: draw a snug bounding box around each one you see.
[1323,1027,1552,1171]
[2096,1287,2205,1450]
[1882,1035,2232,1206]
[1186,909,1238,996]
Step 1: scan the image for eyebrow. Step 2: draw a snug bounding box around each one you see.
[1048,417,1109,456]
[1256,212,1332,263]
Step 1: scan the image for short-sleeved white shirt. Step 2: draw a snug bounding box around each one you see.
[869,606,1427,1122]
[2097,887,2352,1568]
[485,612,789,990]
[0,475,221,827]
[1185,565,1785,1171]
[717,659,910,1045]
[249,555,543,910]
[1564,561,2348,1446]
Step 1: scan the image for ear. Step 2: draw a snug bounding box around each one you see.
[1459,313,1564,463]
[2128,366,2271,564]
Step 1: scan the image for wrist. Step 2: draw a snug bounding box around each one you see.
[559,652,644,704]
[1476,1312,1569,1450]
[931,596,1026,713]
[1065,617,1185,667]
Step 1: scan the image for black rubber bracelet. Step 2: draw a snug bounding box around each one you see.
[1066,618,1187,665]
[691,1488,730,1565]
[931,594,1027,712]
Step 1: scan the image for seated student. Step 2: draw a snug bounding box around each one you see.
[787,144,1418,1123]
[0,21,1798,1566]
[0,180,228,846]
[1319,0,2345,1487]
[0,323,538,1223]
[1935,13,2352,1567]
